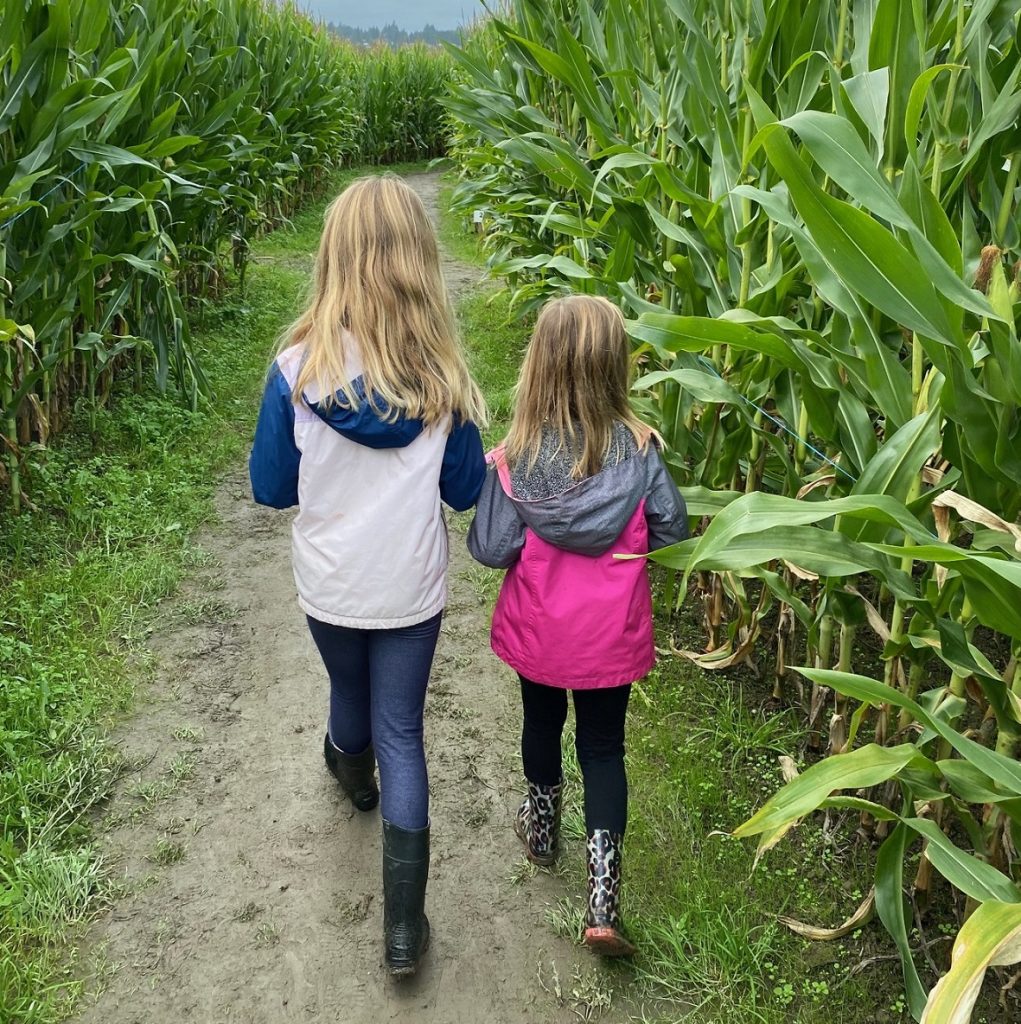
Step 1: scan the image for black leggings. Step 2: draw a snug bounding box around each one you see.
[519,676,631,835]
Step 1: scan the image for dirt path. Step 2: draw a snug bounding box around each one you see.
[73,172,592,1024]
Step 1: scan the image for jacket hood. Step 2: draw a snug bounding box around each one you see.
[503,453,649,557]
[304,375,424,450]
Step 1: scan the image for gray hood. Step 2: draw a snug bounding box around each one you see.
[506,454,650,557]
[467,445,689,570]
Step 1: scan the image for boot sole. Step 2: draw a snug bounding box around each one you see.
[584,927,636,958]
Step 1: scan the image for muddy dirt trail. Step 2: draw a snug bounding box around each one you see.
[73,172,592,1024]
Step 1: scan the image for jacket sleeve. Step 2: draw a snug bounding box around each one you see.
[249,363,301,509]
[440,419,487,511]
[645,448,689,551]
[466,466,527,568]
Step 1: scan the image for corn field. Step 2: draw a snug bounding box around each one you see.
[447,0,1021,1018]
[0,0,452,513]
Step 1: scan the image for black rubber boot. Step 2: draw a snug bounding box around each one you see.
[382,819,430,978]
[323,732,379,811]
[513,778,563,867]
[583,830,636,958]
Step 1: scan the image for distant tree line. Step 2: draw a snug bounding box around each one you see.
[327,21,461,47]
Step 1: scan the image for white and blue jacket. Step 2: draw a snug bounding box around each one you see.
[249,340,486,629]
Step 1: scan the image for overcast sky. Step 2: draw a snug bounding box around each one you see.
[300,1,487,30]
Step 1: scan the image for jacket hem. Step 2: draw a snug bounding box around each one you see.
[300,596,446,630]
[491,635,654,689]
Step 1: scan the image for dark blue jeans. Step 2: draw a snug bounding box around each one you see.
[307,612,442,830]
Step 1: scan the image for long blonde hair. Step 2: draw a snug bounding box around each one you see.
[281,174,486,428]
[505,295,651,480]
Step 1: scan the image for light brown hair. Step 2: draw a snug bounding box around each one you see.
[505,295,651,479]
[280,174,486,428]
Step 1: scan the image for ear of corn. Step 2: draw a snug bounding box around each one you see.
[0,0,453,511]
[448,2,1021,1017]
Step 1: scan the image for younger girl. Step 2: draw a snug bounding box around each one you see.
[249,175,487,977]
[468,295,687,957]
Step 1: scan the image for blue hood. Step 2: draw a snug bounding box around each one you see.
[250,360,486,513]
[304,376,424,450]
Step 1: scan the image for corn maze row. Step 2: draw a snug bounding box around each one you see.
[445,1,1021,1019]
[0,0,451,512]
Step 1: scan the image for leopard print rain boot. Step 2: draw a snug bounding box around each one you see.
[583,830,636,957]
[513,778,563,867]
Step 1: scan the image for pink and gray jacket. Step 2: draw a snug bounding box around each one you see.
[467,428,688,690]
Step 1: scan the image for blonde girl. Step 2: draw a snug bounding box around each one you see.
[250,175,487,977]
[468,295,687,956]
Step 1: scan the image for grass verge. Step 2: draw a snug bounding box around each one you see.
[438,175,525,447]
[0,161,425,1024]
[613,641,909,1023]
[440,175,911,1024]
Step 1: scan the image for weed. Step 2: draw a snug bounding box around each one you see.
[457,565,502,606]
[567,965,614,1021]
[546,896,584,943]
[175,598,237,626]
[461,799,491,829]
[335,894,373,924]
[148,840,186,867]
[130,779,178,806]
[536,958,564,1005]
[233,902,263,924]
[508,858,539,886]
[167,753,196,782]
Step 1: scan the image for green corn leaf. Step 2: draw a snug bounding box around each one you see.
[677,486,740,518]
[778,111,995,321]
[904,65,960,163]
[869,544,1021,640]
[876,823,928,1021]
[843,68,889,156]
[798,669,1021,796]
[850,410,940,506]
[733,743,921,854]
[633,368,744,406]
[755,121,963,349]
[903,817,1021,904]
[937,762,1021,823]
[922,902,1021,1024]
[943,59,1021,199]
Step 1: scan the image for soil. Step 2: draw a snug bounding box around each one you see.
[71,172,591,1024]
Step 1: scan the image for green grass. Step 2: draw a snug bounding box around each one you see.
[439,175,525,446]
[442,175,910,1024]
[458,290,526,447]
[147,839,186,867]
[620,645,908,1023]
[0,160,427,1024]
[437,171,491,268]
